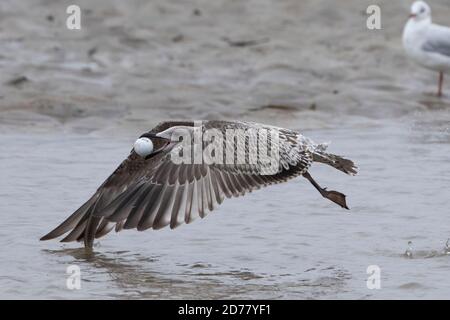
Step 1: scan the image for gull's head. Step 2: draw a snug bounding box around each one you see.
[133,137,154,158]
[409,1,431,21]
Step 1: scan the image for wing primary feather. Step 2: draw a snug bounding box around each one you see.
[184,182,195,224]
[40,194,98,241]
[209,169,224,204]
[213,170,232,198]
[107,186,146,222]
[170,184,186,229]
[95,219,115,239]
[231,173,246,196]
[178,163,187,184]
[60,219,88,242]
[94,184,143,218]
[153,185,177,230]
[123,186,154,229]
[137,184,165,231]
[235,174,250,192]
[84,215,102,248]
[168,165,180,185]
[197,179,205,218]
[151,161,170,183]
[203,171,214,212]
[194,164,202,180]
[222,172,239,197]
[59,201,98,243]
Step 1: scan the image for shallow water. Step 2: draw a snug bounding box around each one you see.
[1,110,450,299]
[2,0,450,300]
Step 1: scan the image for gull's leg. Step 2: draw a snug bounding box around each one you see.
[302,171,349,209]
[438,71,444,97]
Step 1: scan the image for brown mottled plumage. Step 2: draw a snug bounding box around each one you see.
[41,120,357,248]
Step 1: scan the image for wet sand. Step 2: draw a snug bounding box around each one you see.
[1,0,450,299]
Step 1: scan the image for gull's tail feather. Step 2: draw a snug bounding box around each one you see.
[313,151,358,175]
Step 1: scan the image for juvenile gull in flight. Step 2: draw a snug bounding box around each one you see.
[41,121,357,248]
[403,1,450,96]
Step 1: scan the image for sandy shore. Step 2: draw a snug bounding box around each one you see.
[1,0,450,137]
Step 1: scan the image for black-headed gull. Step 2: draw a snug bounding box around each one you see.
[403,1,450,97]
[40,120,357,248]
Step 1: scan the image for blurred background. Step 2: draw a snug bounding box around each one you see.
[1,0,450,299]
[2,0,450,133]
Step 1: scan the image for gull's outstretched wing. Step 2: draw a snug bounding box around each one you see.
[41,121,313,247]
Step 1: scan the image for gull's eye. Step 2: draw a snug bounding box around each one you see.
[133,137,154,157]
[420,7,425,13]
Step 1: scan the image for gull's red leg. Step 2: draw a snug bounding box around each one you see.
[438,71,444,97]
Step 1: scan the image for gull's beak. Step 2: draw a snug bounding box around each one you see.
[409,13,417,19]
[140,132,171,142]
[139,132,159,139]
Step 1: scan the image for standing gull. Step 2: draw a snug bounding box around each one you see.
[41,121,357,249]
[403,1,450,97]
